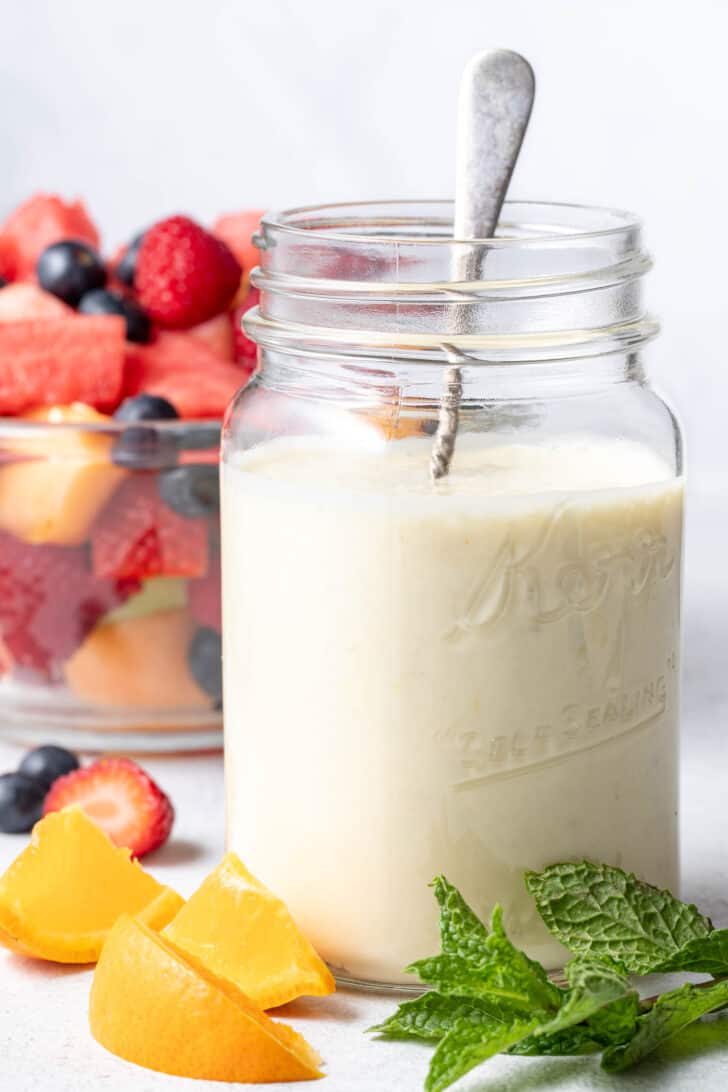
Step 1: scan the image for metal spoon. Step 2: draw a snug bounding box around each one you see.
[430,49,535,482]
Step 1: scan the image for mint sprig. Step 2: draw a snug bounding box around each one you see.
[370,865,728,1090]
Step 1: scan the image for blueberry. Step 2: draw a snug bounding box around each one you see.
[78,288,151,343]
[114,394,179,423]
[111,425,179,470]
[188,627,222,703]
[0,276,7,289]
[0,773,47,833]
[158,466,219,518]
[115,232,145,287]
[37,240,107,306]
[18,745,79,789]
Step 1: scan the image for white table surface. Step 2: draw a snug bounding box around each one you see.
[1,485,728,1092]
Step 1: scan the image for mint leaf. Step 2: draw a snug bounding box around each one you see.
[407,953,528,1008]
[409,905,561,1013]
[656,928,728,975]
[537,956,636,1035]
[509,1025,602,1056]
[525,861,711,974]
[602,979,728,1072]
[432,875,489,961]
[511,957,638,1057]
[425,1012,542,1092]
[587,992,641,1045]
[369,991,520,1042]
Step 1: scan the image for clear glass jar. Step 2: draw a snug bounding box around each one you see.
[0,411,223,752]
[221,201,683,988]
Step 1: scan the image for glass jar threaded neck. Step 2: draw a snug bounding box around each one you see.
[246,200,658,368]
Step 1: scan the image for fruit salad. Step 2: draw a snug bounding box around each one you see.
[0,194,261,748]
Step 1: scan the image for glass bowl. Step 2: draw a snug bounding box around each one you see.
[0,409,222,752]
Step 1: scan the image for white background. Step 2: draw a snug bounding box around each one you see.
[1,0,727,702]
[2,7,728,1088]
[2,0,727,476]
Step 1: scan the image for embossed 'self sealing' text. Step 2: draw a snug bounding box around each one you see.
[448,664,675,788]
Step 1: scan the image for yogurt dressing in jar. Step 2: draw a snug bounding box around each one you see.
[221,201,683,987]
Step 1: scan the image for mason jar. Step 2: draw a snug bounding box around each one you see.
[221,201,683,988]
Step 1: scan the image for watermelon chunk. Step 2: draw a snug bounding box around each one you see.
[232,286,259,365]
[0,194,100,281]
[0,316,126,415]
[212,210,263,277]
[0,236,16,282]
[91,475,208,581]
[189,566,221,632]
[0,530,137,679]
[186,313,235,361]
[123,332,252,418]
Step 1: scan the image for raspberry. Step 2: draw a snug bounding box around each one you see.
[135,216,241,329]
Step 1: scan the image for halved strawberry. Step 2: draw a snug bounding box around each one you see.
[91,476,208,581]
[43,757,174,857]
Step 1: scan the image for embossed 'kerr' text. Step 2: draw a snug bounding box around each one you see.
[447,500,675,642]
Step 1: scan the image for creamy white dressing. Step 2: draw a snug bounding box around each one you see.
[221,435,682,983]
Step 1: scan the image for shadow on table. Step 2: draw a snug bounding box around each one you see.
[146,837,206,867]
[468,1014,728,1091]
[273,990,362,1023]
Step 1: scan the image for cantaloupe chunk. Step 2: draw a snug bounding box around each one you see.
[165,853,335,1010]
[368,406,429,440]
[0,808,183,963]
[90,914,323,1082]
[0,283,72,321]
[64,608,210,709]
[0,404,125,545]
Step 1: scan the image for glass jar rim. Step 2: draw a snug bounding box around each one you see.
[258,199,643,249]
[250,199,655,365]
